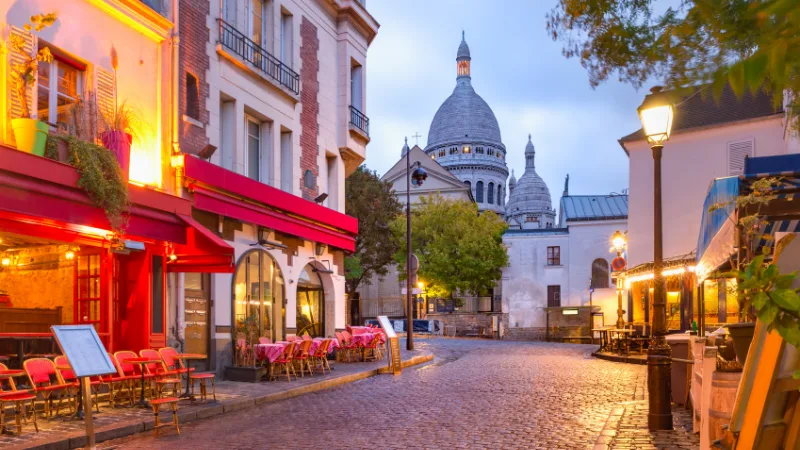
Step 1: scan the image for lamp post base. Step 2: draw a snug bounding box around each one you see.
[647,338,673,431]
[616,316,625,329]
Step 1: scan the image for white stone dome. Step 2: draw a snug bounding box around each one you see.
[506,135,556,229]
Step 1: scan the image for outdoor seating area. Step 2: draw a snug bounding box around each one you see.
[593,325,651,361]
[0,332,215,438]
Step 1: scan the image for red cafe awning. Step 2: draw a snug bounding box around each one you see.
[168,214,235,273]
[184,156,357,252]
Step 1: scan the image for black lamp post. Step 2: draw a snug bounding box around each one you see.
[611,230,627,329]
[405,137,427,350]
[637,86,675,431]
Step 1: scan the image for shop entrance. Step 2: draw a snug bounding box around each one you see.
[184,273,211,370]
[296,265,324,337]
[232,250,285,343]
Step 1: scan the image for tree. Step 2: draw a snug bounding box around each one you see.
[547,0,800,125]
[390,194,509,299]
[344,165,403,300]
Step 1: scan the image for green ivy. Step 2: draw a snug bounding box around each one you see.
[45,135,129,234]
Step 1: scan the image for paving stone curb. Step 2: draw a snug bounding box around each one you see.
[593,351,648,365]
[12,353,433,450]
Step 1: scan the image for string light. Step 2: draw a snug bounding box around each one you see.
[623,266,696,285]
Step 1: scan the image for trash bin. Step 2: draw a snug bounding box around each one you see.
[666,333,691,405]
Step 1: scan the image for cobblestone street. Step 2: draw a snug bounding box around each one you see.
[104,339,698,450]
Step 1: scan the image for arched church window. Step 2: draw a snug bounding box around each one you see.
[476,181,484,203]
[497,184,503,205]
[439,149,445,157]
[592,258,610,289]
[464,180,471,193]
[462,145,471,154]
[487,182,494,204]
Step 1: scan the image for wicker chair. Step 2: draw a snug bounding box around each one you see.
[272,342,297,382]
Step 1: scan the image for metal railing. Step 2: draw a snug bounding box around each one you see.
[349,105,370,136]
[359,297,404,318]
[217,19,299,95]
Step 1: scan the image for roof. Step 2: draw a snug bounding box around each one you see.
[618,85,784,151]
[504,228,569,236]
[559,195,628,222]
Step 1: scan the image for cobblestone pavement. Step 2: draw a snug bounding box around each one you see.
[104,338,699,450]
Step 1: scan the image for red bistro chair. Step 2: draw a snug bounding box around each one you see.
[158,347,195,375]
[53,356,104,413]
[139,349,181,399]
[0,362,37,434]
[272,342,297,382]
[293,340,314,377]
[311,339,332,374]
[107,352,140,407]
[23,358,73,419]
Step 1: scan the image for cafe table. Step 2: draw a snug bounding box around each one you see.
[122,357,161,408]
[174,353,207,400]
[591,327,614,352]
[608,329,635,354]
[0,333,54,368]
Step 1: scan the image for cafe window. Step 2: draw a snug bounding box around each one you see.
[233,249,285,342]
[37,51,83,127]
[547,285,561,307]
[296,264,324,337]
[151,255,164,334]
[547,246,560,266]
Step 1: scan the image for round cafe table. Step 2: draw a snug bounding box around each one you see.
[174,354,207,400]
[122,358,161,408]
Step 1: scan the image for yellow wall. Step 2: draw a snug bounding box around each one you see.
[0,245,73,323]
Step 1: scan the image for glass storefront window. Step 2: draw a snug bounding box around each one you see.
[233,250,284,342]
[297,265,323,337]
[703,280,720,326]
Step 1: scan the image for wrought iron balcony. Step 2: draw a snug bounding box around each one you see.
[217,19,299,95]
[349,105,369,136]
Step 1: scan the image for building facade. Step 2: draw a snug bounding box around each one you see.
[423,33,508,215]
[176,0,378,373]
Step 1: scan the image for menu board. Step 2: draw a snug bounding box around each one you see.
[377,316,401,374]
[51,325,117,378]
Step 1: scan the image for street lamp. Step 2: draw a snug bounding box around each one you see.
[611,230,627,329]
[405,137,427,350]
[637,86,675,431]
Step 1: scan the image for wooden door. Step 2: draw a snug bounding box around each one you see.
[184,273,210,370]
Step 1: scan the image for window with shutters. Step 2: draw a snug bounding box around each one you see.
[727,139,754,176]
[36,50,84,127]
[547,285,561,307]
[547,246,560,265]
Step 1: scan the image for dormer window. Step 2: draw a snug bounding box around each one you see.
[462,145,471,154]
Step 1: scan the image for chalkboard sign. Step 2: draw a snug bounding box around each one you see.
[51,325,117,378]
[377,316,401,375]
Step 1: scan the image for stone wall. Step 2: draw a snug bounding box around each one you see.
[178,0,210,155]
[503,327,548,341]
[427,312,497,336]
[299,16,320,201]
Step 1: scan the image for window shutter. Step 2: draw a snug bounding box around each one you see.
[94,66,115,126]
[5,25,35,144]
[728,139,754,176]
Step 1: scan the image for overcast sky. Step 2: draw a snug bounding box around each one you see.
[364,0,649,201]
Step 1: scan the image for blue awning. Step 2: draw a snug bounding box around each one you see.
[696,176,739,266]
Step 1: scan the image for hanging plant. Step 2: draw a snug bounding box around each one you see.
[45,134,129,235]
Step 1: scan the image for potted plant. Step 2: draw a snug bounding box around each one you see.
[8,13,57,156]
[711,177,793,363]
[99,47,140,181]
[225,314,267,382]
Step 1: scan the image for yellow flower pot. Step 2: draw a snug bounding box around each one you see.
[11,118,49,156]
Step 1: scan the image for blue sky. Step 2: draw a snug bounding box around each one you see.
[364,0,648,200]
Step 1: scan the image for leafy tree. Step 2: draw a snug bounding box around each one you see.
[344,165,402,300]
[547,0,800,125]
[390,194,509,298]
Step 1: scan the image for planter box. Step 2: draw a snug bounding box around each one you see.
[225,365,267,383]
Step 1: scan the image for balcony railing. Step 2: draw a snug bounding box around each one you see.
[218,19,299,95]
[350,105,369,136]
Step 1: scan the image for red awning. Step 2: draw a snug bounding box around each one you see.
[191,187,356,252]
[168,214,235,273]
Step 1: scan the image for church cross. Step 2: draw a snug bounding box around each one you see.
[412,132,422,146]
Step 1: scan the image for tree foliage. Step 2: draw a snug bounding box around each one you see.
[547,0,800,125]
[391,194,509,298]
[344,165,402,297]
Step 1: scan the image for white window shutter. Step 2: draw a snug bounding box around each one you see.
[5,25,35,144]
[728,139,754,176]
[94,66,115,126]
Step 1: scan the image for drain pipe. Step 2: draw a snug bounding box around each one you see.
[170,0,184,352]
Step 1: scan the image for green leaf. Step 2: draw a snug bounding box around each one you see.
[764,264,779,282]
[778,326,800,348]
[758,302,780,324]
[770,289,800,312]
[744,52,768,94]
[776,274,797,290]
[752,291,770,310]
[728,62,745,97]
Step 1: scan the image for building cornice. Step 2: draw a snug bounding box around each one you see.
[322,0,380,45]
[86,0,173,42]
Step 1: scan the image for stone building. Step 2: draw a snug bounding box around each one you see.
[423,33,509,215]
[505,136,557,229]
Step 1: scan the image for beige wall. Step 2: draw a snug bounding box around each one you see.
[0,245,73,324]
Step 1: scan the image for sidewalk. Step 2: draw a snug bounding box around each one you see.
[3,349,433,450]
[594,401,699,450]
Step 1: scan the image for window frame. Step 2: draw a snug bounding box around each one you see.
[547,246,561,266]
[476,181,484,203]
[248,0,266,47]
[591,258,610,289]
[244,114,262,181]
[37,57,83,127]
[547,285,561,307]
[487,181,494,204]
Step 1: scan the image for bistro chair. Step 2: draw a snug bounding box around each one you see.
[258,337,272,345]
[53,356,103,413]
[158,347,195,379]
[311,339,332,375]
[0,364,38,436]
[108,352,140,407]
[302,334,312,342]
[23,358,73,419]
[342,331,361,361]
[189,372,216,403]
[139,349,181,400]
[294,340,314,378]
[335,332,356,362]
[150,397,180,436]
[0,362,18,393]
[363,334,384,362]
[272,342,297,382]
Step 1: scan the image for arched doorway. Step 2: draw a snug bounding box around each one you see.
[296,264,324,337]
[232,249,285,342]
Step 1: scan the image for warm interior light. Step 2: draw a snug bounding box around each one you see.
[65,251,75,260]
[1,257,10,266]
[417,281,424,289]
[170,154,185,168]
[302,305,311,316]
[169,253,177,262]
[129,130,163,187]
